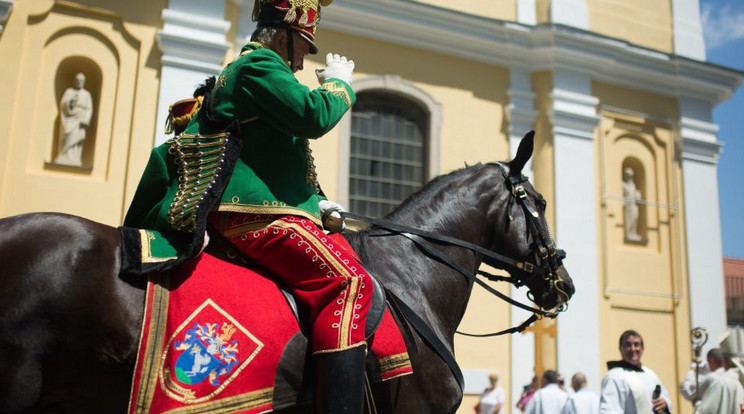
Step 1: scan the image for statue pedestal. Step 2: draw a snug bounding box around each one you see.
[44,160,93,173]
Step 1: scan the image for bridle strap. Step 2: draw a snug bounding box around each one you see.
[456,314,539,338]
[385,288,465,391]
[495,163,571,306]
[285,27,294,69]
[397,232,557,319]
[340,211,541,276]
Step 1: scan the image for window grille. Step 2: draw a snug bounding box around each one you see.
[349,92,428,217]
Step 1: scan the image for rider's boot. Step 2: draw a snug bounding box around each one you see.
[312,344,366,413]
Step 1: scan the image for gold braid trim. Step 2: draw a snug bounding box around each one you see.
[320,81,351,107]
[167,132,231,232]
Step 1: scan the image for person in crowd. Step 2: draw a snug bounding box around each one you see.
[525,370,569,414]
[476,371,506,414]
[517,375,539,413]
[679,348,724,405]
[561,372,599,414]
[599,329,671,413]
[697,328,744,414]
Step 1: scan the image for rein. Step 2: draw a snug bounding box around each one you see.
[340,210,546,394]
[340,211,558,322]
[337,162,571,395]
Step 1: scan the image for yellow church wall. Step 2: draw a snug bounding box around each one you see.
[536,0,551,24]
[0,2,705,412]
[593,81,692,413]
[531,72,556,232]
[0,0,163,226]
[586,0,674,53]
[412,0,517,22]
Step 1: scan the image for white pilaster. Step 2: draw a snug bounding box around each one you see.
[517,0,536,26]
[154,0,232,146]
[0,0,13,34]
[508,67,538,406]
[235,1,258,46]
[680,97,725,352]
[672,0,706,60]
[550,0,589,30]
[508,68,538,178]
[552,69,602,393]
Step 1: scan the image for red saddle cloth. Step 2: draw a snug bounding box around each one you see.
[128,237,412,414]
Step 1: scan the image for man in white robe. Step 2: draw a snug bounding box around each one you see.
[562,372,599,414]
[679,348,725,407]
[599,330,671,413]
[526,370,569,414]
[696,328,744,414]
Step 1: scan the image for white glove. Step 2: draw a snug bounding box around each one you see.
[319,199,346,233]
[315,53,354,85]
[199,231,210,254]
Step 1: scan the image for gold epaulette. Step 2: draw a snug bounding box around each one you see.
[166,132,230,232]
[164,96,204,135]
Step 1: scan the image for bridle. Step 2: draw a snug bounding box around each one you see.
[493,162,571,312]
[340,162,570,324]
[337,163,571,393]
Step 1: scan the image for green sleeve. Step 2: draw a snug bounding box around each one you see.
[123,145,190,263]
[239,51,356,139]
[123,145,171,227]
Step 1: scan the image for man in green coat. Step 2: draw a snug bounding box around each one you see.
[122,0,371,411]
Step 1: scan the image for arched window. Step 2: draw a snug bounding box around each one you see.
[348,91,429,217]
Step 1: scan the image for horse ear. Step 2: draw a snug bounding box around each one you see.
[509,131,535,176]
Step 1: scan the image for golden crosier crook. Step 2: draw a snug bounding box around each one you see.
[690,327,709,401]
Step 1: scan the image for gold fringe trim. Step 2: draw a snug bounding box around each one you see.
[165,96,203,135]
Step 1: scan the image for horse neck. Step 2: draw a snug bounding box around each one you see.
[354,165,504,336]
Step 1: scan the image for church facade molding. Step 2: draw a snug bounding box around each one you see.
[322,0,741,103]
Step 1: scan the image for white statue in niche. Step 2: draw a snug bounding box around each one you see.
[622,167,642,242]
[54,72,93,167]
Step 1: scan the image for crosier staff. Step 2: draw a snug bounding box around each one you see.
[690,327,709,403]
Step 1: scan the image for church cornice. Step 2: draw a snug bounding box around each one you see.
[322,0,742,104]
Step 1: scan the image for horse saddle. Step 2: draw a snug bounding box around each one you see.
[127,232,412,414]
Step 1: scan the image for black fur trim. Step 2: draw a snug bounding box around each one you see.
[119,226,145,275]
[193,76,216,98]
[180,120,243,263]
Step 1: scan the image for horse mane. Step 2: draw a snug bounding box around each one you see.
[344,162,493,261]
[384,162,490,220]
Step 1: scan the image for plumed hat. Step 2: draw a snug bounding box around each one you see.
[253,0,332,54]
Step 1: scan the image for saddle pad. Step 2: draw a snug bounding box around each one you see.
[128,252,412,414]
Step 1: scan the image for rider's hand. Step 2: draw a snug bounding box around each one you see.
[315,53,354,85]
[319,199,346,233]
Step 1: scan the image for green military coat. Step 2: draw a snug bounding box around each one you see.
[122,42,355,268]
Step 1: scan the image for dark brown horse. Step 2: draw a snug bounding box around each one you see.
[0,133,573,413]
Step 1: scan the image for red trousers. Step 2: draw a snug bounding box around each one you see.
[209,213,371,353]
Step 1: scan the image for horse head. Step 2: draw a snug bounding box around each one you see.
[486,131,575,312]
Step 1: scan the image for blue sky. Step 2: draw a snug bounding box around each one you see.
[701,0,744,259]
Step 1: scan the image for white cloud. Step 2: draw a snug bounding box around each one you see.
[701,2,744,50]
